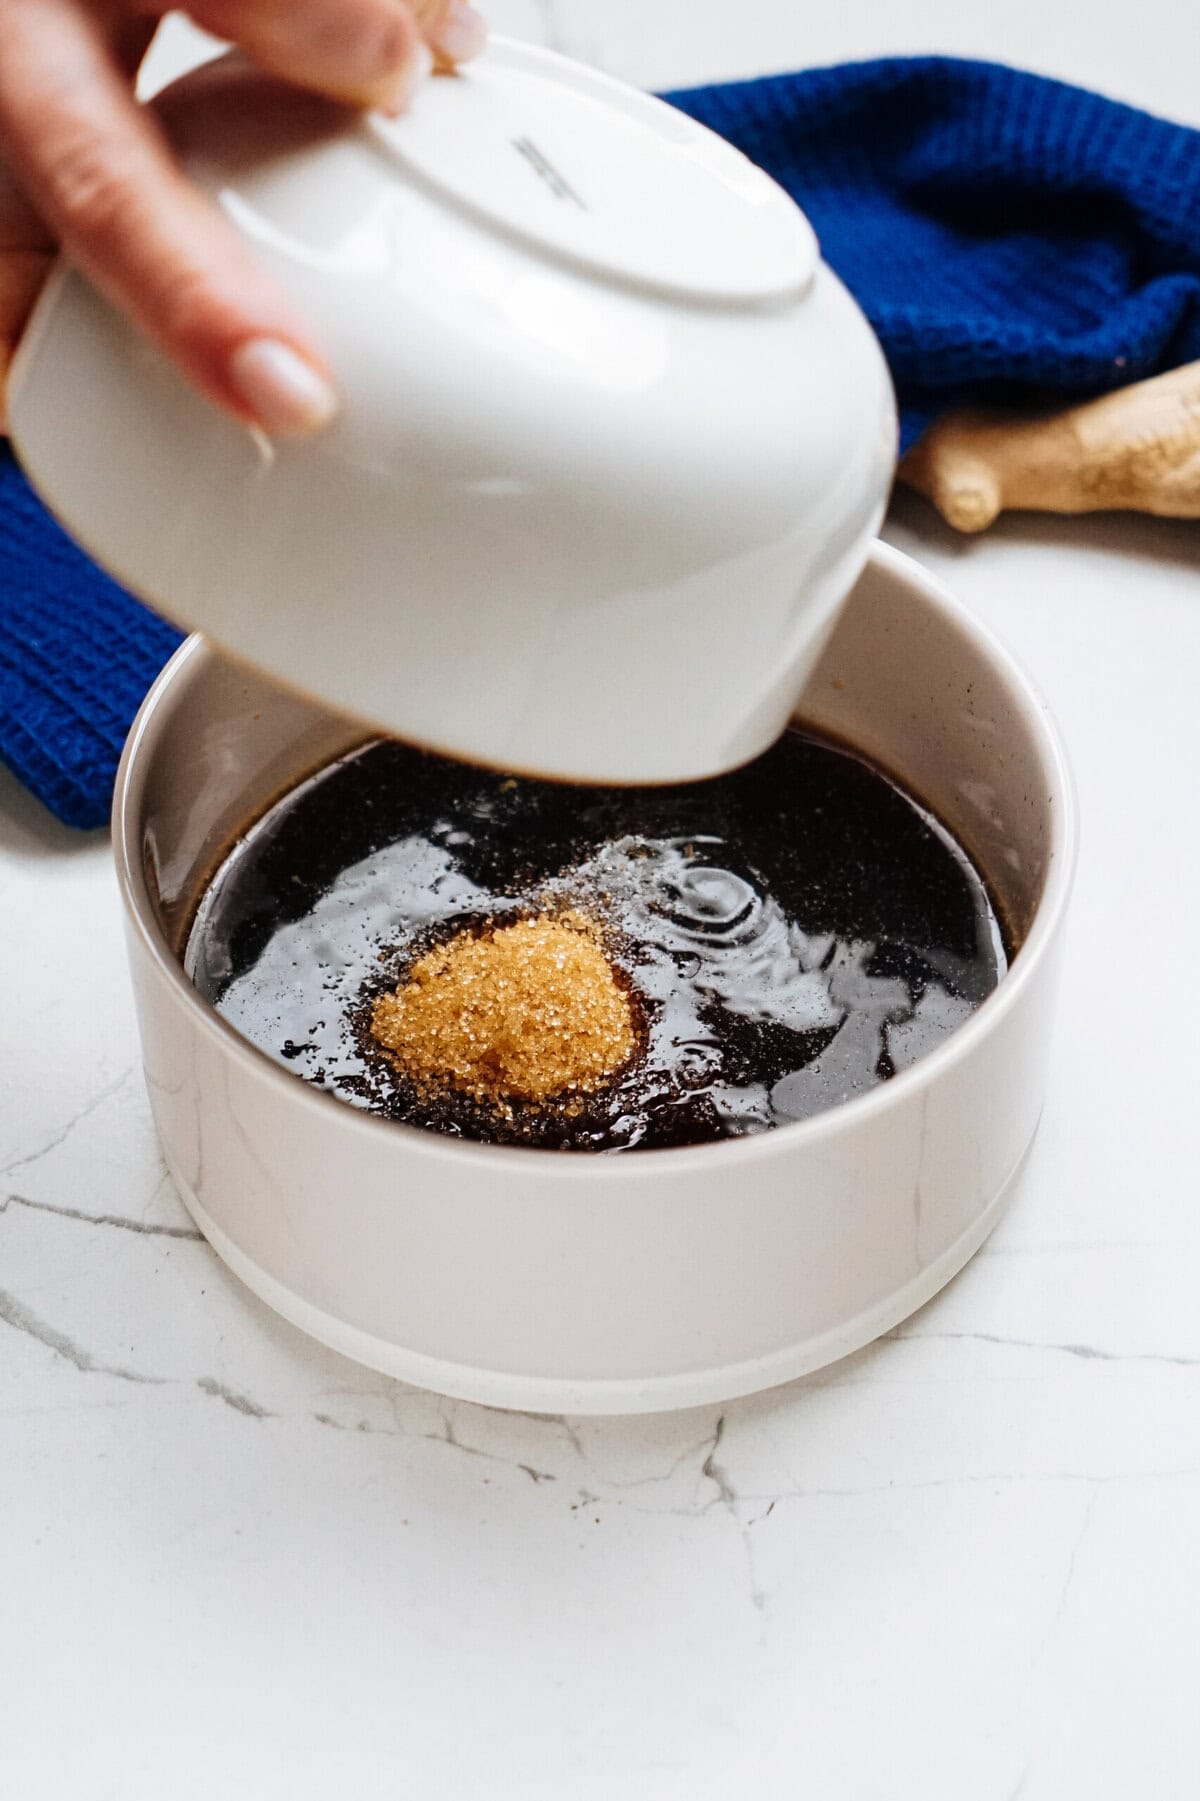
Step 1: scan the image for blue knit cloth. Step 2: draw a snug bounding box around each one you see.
[5,55,1200,828]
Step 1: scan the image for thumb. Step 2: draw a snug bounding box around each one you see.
[0,161,55,429]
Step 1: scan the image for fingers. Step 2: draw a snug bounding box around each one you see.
[0,249,54,425]
[412,0,489,70]
[185,0,427,110]
[0,0,489,437]
[0,0,338,434]
[182,0,486,105]
[0,158,55,252]
[0,151,55,431]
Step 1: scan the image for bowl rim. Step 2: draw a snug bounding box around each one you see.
[112,540,1078,1183]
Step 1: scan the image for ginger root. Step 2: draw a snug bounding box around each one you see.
[898,362,1200,532]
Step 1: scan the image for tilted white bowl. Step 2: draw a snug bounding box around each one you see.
[114,544,1075,1414]
[8,38,895,785]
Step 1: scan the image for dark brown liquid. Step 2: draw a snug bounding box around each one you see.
[186,731,1008,1153]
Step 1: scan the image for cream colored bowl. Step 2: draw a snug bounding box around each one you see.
[114,544,1075,1413]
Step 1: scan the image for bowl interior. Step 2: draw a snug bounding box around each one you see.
[123,548,1059,974]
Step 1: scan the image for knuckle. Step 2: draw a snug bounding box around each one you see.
[42,124,137,234]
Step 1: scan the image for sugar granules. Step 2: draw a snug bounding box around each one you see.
[369,910,637,1109]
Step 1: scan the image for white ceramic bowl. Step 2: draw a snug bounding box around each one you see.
[10,38,895,785]
[114,543,1074,1414]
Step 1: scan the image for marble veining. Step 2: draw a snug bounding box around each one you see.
[887,1327,1200,1367]
[1,1189,204,1240]
[4,8,1200,1798]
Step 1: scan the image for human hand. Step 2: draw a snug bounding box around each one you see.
[0,0,487,435]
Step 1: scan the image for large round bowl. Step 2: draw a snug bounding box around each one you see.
[114,543,1075,1414]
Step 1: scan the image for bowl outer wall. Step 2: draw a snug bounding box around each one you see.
[113,543,1077,1412]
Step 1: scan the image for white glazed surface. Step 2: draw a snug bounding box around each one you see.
[113,545,1074,1412]
[6,8,1200,1797]
[7,38,895,785]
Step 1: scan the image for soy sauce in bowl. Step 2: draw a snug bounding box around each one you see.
[186,730,1008,1152]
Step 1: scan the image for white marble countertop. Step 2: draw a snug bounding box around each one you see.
[4,5,1200,1797]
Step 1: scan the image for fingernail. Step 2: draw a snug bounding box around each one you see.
[381,38,434,114]
[432,1,488,65]
[228,338,338,437]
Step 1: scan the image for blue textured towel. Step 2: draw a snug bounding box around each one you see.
[5,54,1200,827]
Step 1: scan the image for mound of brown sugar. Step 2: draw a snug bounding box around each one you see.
[369,911,636,1108]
